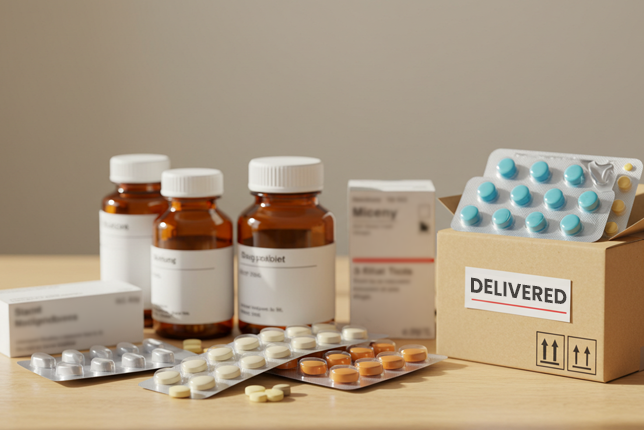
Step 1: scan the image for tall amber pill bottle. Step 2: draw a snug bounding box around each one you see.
[238,156,335,334]
[151,168,234,339]
[100,154,170,328]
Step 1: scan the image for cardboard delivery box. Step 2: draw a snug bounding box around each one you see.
[436,185,644,382]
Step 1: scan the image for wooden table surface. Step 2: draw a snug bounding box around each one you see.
[2,255,644,429]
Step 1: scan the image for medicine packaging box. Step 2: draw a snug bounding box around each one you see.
[436,185,644,382]
[348,180,436,338]
[0,280,143,358]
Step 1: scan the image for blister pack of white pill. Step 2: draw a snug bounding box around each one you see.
[139,325,387,399]
[17,339,195,381]
[268,340,446,390]
[451,149,642,242]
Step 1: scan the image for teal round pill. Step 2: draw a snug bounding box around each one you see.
[460,205,480,226]
[530,161,550,183]
[525,211,548,233]
[560,214,582,236]
[492,208,513,230]
[544,188,566,210]
[497,158,517,179]
[564,164,585,186]
[578,190,600,212]
[510,185,531,207]
[477,182,498,203]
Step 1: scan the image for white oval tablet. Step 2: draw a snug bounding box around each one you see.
[292,336,316,350]
[181,358,208,374]
[241,355,266,369]
[260,330,285,343]
[90,358,116,373]
[151,348,175,364]
[317,331,341,345]
[116,342,139,355]
[265,345,291,359]
[169,385,190,398]
[285,326,312,338]
[235,337,260,351]
[121,353,146,369]
[273,384,291,396]
[189,375,216,391]
[90,345,113,359]
[155,370,181,385]
[56,362,83,377]
[207,347,233,362]
[61,349,85,365]
[245,385,265,396]
[342,327,367,340]
[216,365,241,380]
[30,352,56,369]
[265,388,284,402]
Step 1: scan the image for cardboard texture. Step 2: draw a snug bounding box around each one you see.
[436,184,644,382]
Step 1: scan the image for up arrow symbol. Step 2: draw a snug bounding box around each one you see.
[552,340,559,362]
[541,339,548,360]
[573,345,580,364]
[584,347,590,367]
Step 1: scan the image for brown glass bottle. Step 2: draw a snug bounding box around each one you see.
[237,157,336,334]
[151,168,234,339]
[100,154,170,328]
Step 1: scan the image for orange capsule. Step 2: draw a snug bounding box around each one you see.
[326,353,351,367]
[371,341,396,356]
[300,359,328,376]
[401,347,427,363]
[379,354,405,370]
[330,367,359,383]
[349,347,374,361]
[356,360,384,376]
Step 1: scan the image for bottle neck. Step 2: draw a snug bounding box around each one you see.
[116,183,162,194]
[253,192,320,207]
[170,197,219,211]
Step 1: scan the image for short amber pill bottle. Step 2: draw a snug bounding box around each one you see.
[237,157,335,334]
[151,168,234,339]
[100,154,170,328]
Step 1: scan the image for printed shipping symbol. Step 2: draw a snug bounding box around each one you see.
[567,336,597,375]
[573,346,590,370]
[536,332,565,370]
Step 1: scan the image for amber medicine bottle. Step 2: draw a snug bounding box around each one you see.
[151,168,234,339]
[100,154,170,328]
[238,156,336,334]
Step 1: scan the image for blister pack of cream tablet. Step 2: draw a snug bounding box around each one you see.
[139,325,387,399]
[17,339,195,381]
[268,340,446,390]
[451,149,642,242]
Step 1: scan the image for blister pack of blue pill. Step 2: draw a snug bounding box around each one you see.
[451,149,642,242]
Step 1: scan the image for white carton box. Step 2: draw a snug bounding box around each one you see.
[0,280,143,357]
[348,180,436,338]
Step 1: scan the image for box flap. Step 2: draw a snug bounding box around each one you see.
[438,195,461,215]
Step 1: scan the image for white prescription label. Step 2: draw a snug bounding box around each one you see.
[237,243,336,326]
[99,210,157,309]
[465,267,571,323]
[151,246,234,325]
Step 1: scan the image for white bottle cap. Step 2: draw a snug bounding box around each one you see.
[161,168,224,198]
[248,156,323,193]
[109,154,170,184]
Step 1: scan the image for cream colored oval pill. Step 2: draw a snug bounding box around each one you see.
[265,345,291,359]
[235,337,260,351]
[216,365,241,380]
[245,385,265,396]
[343,327,367,340]
[185,345,203,354]
[169,385,191,398]
[285,326,312,337]
[189,375,216,391]
[155,370,181,385]
[265,389,284,402]
[292,336,316,349]
[183,339,202,346]
[317,331,341,345]
[249,392,267,403]
[241,355,266,369]
[207,347,233,362]
[182,359,208,374]
[273,384,291,396]
[260,330,284,343]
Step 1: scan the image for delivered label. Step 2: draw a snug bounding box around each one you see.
[151,246,234,325]
[237,243,336,326]
[465,267,571,323]
[99,211,157,309]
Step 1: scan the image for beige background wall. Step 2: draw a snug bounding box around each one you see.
[1,1,643,255]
